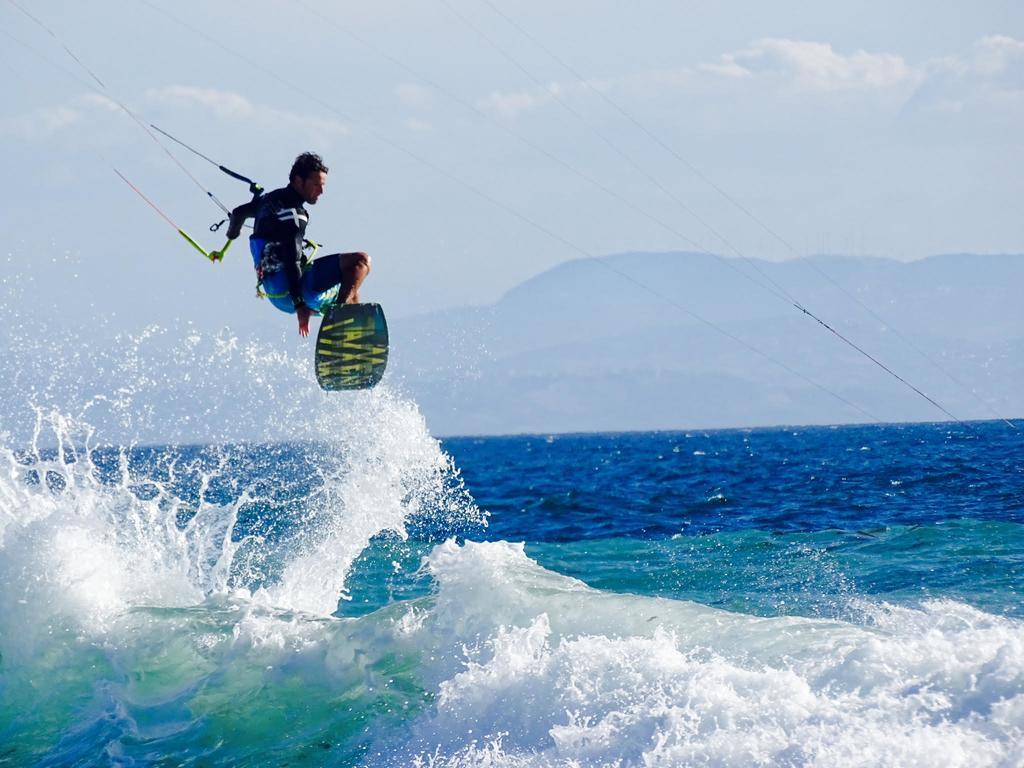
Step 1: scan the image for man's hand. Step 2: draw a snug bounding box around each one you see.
[297,304,312,337]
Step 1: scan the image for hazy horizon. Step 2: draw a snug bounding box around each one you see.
[2,249,1020,445]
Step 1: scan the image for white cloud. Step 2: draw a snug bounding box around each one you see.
[478,82,562,119]
[143,85,350,141]
[907,35,1024,116]
[475,69,695,118]
[476,39,914,118]
[700,60,750,80]
[921,35,1024,81]
[692,34,1024,118]
[2,105,80,136]
[454,35,1021,122]
[972,35,1024,77]
[595,68,697,96]
[0,86,351,147]
[81,93,122,113]
[706,38,916,92]
[405,117,432,132]
[395,83,432,109]
[0,93,119,139]
[146,85,254,119]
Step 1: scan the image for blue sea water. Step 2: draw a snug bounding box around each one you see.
[1,395,1023,766]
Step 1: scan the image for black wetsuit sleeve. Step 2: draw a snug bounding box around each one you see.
[226,200,258,240]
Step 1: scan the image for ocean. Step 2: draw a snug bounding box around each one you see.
[1,388,1022,766]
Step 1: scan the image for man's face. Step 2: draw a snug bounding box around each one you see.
[296,171,327,205]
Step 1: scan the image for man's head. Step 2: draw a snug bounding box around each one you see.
[289,152,329,204]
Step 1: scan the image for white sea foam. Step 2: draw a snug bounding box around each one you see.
[2,319,1021,766]
[0,322,480,630]
[264,385,477,614]
[382,540,1024,768]
[0,389,479,763]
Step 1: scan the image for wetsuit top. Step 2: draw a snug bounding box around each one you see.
[227,185,309,308]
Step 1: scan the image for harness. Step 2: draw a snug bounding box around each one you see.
[253,239,321,299]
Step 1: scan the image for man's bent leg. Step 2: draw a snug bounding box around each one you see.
[303,252,373,309]
[335,252,371,305]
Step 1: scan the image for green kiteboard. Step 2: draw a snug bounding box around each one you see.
[314,303,389,391]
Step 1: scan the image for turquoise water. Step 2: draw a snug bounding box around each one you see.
[1,398,1022,765]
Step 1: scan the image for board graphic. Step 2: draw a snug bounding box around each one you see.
[314,303,389,391]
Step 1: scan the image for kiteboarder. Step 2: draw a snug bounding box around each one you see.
[225,152,371,337]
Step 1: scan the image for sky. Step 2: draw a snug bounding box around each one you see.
[1,0,1022,326]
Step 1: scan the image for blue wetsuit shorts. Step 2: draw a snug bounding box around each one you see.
[250,239,342,314]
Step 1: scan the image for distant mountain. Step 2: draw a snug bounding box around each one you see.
[388,252,1024,435]
[3,251,1020,445]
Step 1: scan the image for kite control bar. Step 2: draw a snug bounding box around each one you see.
[111,165,231,262]
[150,124,264,235]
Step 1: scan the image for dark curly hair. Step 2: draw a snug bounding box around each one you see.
[289,152,329,182]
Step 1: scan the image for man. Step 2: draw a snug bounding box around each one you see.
[225,152,371,337]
